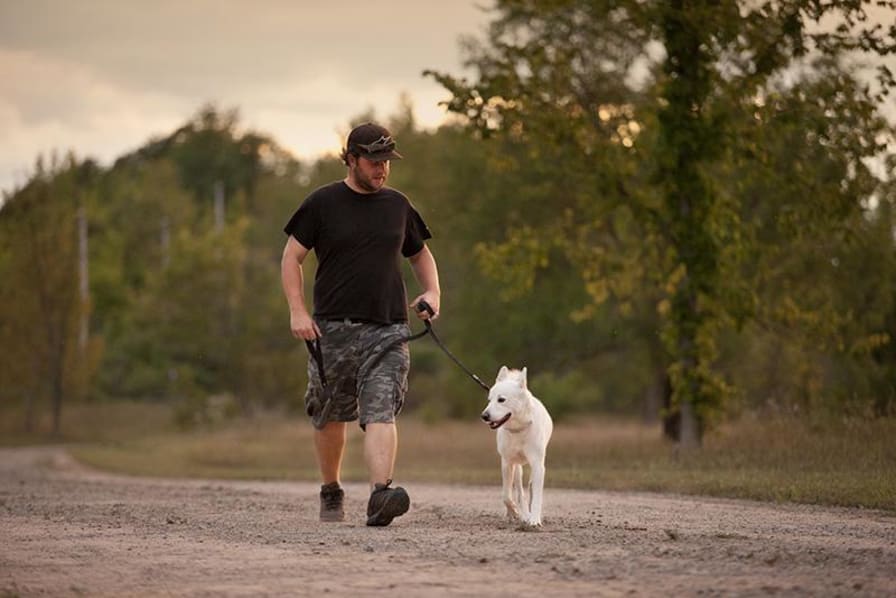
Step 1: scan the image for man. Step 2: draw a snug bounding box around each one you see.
[280,122,440,526]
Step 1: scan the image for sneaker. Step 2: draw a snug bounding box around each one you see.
[319,482,345,522]
[366,480,410,527]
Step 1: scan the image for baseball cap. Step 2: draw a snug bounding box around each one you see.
[346,122,403,162]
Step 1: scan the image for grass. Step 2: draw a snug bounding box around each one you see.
[2,400,894,511]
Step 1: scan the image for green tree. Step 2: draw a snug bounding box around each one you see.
[89,159,198,398]
[0,155,98,434]
[714,65,896,417]
[429,0,896,444]
[119,105,268,209]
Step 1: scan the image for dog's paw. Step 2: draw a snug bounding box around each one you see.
[504,506,520,521]
[517,517,543,530]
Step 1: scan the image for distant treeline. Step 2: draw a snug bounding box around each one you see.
[2,1,895,442]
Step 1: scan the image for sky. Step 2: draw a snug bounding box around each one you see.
[0,1,491,194]
[1,2,893,196]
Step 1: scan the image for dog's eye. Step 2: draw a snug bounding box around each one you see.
[497,397,506,403]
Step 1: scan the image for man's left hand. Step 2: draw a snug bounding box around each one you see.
[410,294,439,320]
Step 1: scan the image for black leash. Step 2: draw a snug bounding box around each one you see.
[304,337,334,428]
[304,301,489,427]
[414,301,490,392]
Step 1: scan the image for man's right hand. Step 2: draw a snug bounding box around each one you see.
[290,311,321,340]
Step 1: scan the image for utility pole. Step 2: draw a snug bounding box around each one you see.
[160,214,170,268]
[214,180,225,231]
[77,204,88,352]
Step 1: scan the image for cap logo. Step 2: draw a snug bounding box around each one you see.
[356,135,395,153]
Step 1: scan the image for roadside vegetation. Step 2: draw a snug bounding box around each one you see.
[3,401,892,512]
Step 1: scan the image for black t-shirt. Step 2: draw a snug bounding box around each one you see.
[284,181,432,324]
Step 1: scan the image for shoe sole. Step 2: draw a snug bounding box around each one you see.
[366,489,410,526]
[320,511,345,522]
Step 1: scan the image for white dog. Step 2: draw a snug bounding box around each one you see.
[480,366,553,527]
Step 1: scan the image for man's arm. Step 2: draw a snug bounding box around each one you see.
[407,244,441,320]
[280,235,320,339]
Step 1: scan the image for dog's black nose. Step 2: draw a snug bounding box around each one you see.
[481,413,490,422]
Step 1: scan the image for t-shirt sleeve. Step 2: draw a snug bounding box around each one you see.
[401,203,432,257]
[283,194,317,249]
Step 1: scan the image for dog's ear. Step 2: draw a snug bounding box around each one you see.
[520,366,528,390]
[496,365,510,382]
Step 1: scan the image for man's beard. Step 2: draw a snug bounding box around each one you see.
[352,164,383,192]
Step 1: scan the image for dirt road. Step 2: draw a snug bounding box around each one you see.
[1,446,894,597]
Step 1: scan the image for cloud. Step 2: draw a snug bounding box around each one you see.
[0,1,487,193]
[0,49,193,192]
[0,1,484,100]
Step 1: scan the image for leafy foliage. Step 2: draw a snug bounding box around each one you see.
[427,0,896,443]
[2,0,895,438]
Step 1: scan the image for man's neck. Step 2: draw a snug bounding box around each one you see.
[344,176,375,195]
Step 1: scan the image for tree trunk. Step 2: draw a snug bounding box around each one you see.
[678,398,700,450]
[51,375,64,437]
[643,375,662,425]
[656,1,718,447]
[661,371,678,440]
[24,393,35,434]
[50,335,66,437]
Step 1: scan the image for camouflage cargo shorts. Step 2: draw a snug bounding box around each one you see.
[305,319,411,427]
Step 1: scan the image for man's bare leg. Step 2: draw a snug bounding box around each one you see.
[363,421,409,526]
[364,422,397,487]
[314,421,347,484]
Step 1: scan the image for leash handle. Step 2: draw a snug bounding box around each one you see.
[416,300,435,333]
[416,299,435,318]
